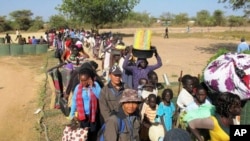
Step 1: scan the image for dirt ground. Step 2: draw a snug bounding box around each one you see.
[0,28,240,140]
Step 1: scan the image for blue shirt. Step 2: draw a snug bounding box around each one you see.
[69,81,101,118]
[237,42,249,53]
[155,101,175,131]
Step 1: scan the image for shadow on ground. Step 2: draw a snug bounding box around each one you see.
[195,42,238,54]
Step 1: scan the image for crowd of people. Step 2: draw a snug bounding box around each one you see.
[45,27,246,141]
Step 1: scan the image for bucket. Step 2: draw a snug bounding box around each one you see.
[0,44,10,56]
[23,44,36,55]
[10,44,23,56]
[0,38,5,44]
[36,44,48,54]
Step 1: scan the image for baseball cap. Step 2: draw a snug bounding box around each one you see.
[109,65,122,75]
[119,89,141,103]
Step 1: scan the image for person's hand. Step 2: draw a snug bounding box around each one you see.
[154,48,158,57]
[88,78,94,87]
[63,93,69,101]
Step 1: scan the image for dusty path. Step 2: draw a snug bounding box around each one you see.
[0,56,45,141]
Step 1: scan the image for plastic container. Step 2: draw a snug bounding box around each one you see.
[23,44,36,55]
[36,44,48,54]
[0,44,10,56]
[132,46,156,58]
[10,44,23,56]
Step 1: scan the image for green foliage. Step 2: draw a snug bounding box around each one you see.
[28,16,44,31]
[9,10,34,30]
[57,0,140,29]
[48,15,68,29]
[207,48,229,65]
[213,10,226,26]
[219,0,250,10]
[227,15,246,27]
[173,13,189,25]
[196,10,212,26]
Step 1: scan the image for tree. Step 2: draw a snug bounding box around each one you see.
[196,10,211,26]
[173,13,189,25]
[9,10,33,30]
[0,16,11,32]
[29,16,44,31]
[219,0,250,10]
[57,0,140,29]
[213,10,226,26]
[48,15,68,30]
[227,15,246,27]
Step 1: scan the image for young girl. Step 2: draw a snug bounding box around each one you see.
[156,88,175,132]
[140,94,158,141]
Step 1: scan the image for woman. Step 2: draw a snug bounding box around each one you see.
[188,92,242,141]
[61,44,90,69]
[123,47,162,89]
[69,67,101,140]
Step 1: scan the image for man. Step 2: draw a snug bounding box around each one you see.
[237,37,249,53]
[164,27,168,38]
[103,89,141,141]
[99,65,130,122]
[5,33,13,44]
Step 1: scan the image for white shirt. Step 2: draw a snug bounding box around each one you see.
[176,88,194,112]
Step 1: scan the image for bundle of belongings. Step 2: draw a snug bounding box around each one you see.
[203,52,250,100]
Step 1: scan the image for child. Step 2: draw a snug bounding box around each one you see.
[140,94,158,141]
[155,88,175,132]
[138,78,148,98]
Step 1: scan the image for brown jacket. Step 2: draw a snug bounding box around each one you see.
[104,107,141,141]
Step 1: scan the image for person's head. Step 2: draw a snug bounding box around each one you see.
[88,60,98,70]
[109,65,122,85]
[69,45,80,58]
[143,83,154,92]
[162,88,173,103]
[137,58,148,69]
[241,37,245,42]
[148,71,158,85]
[138,78,148,86]
[181,74,194,94]
[163,128,192,141]
[119,89,141,115]
[215,93,241,118]
[147,94,157,109]
[194,84,208,104]
[78,68,95,88]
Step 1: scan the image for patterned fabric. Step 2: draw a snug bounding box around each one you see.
[62,126,88,141]
[119,89,141,103]
[204,53,250,100]
[76,84,98,122]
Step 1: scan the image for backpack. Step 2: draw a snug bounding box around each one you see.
[97,116,125,141]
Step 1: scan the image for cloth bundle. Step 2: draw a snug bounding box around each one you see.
[204,53,250,100]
